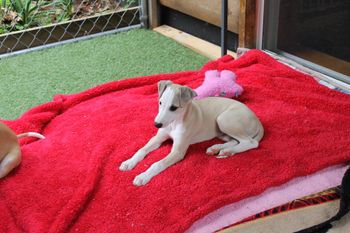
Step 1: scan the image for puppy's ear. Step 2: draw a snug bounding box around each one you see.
[158,80,173,98]
[179,86,197,105]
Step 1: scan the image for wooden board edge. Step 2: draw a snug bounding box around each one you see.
[153,25,237,60]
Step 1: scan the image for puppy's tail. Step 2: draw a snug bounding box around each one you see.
[17,132,45,139]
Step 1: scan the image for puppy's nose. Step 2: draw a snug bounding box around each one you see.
[154,122,163,128]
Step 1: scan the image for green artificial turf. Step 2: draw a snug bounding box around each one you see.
[0,29,209,120]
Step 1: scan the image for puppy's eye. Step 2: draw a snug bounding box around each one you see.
[169,105,178,111]
[159,101,162,105]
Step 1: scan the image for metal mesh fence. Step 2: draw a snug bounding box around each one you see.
[0,0,142,56]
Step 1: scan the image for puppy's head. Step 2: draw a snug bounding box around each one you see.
[154,80,197,128]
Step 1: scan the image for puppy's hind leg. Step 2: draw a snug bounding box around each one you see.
[217,137,258,158]
[216,110,260,158]
[218,134,233,142]
[206,139,238,156]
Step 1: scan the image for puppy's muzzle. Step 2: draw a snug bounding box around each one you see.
[154,122,163,128]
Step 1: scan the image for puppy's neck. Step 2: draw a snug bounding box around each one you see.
[183,101,194,120]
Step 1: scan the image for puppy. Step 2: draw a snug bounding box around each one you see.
[120,81,264,186]
[0,122,44,178]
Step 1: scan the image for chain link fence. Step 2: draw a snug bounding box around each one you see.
[0,0,144,57]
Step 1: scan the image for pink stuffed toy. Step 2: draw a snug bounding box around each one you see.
[194,70,243,100]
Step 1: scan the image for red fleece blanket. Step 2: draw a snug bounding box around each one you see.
[1,50,350,233]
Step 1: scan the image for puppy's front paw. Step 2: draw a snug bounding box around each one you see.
[133,173,151,186]
[119,159,137,171]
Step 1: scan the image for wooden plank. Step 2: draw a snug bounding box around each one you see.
[160,0,240,33]
[154,25,236,60]
[239,0,256,48]
[148,0,160,29]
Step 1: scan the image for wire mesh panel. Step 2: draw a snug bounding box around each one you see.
[0,0,142,56]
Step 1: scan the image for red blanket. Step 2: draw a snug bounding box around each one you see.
[1,50,349,233]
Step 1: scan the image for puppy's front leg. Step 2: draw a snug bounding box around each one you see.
[119,129,169,171]
[133,139,190,186]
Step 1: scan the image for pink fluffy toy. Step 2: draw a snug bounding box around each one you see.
[194,70,243,100]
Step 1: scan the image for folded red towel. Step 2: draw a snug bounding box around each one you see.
[1,50,349,233]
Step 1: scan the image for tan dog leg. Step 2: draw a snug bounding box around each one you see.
[213,109,261,158]
[119,129,169,171]
[133,139,189,186]
[206,140,238,156]
[217,137,258,158]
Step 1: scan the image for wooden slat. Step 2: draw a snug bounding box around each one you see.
[160,0,240,33]
[154,25,236,60]
[239,0,256,48]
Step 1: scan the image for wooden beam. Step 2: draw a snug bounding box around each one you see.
[160,0,240,33]
[153,25,236,60]
[239,0,256,48]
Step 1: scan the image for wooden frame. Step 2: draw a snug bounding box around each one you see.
[238,0,256,48]
[159,0,240,33]
[149,0,257,48]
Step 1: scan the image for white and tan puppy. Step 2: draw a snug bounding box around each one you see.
[120,81,264,186]
[0,122,44,178]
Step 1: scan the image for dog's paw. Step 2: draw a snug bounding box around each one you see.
[216,149,235,158]
[119,159,137,171]
[133,173,151,186]
[206,144,222,156]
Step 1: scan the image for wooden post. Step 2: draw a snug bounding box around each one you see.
[148,0,160,29]
[239,0,256,48]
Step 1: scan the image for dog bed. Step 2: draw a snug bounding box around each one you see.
[188,164,348,233]
[218,199,341,233]
[1,50,350,233]
[218,167,350,233]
